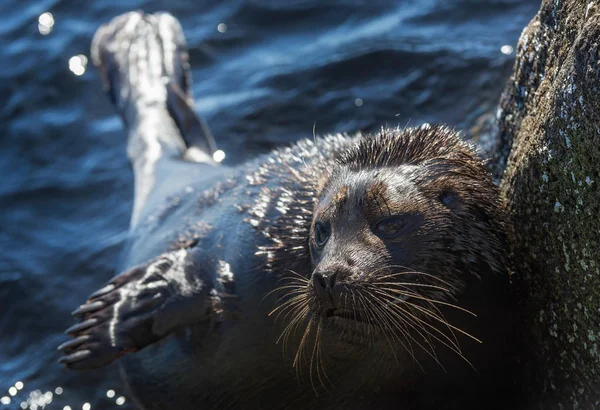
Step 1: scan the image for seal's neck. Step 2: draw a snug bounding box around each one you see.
[246,136,355,277]
[250,163,321,278]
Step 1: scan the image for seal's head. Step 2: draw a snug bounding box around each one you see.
[288,125,510,362]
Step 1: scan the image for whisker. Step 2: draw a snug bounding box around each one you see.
[261,283,306,303]
[373,269,456,289]
[360,293,406,363]
[381,284,463,351]
[375,286,477,317]
[398,297,481,344]
[295,314,315,376]
[273,296,309,324]
[269,294,307,317]
[355,292,377,345]
[370,288,465,352]
[265,285,306,300]
[388,302,475,370]
[316,319,338,393]
[383,307,443,369]
[376,291,476,367]
[374,282,452,294]
[283,269,311,283]
[278,305,308,346]
[276,275,309,285]
[285,307,310,355]
[309,317,330,395]
[363,289,441,371]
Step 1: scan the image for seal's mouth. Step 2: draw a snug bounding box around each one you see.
[326,310,383,347]
[310,292,431,347]
[330,308,373,324]
[270,270,480,372]
[304,303,382,346]
[310,298,380,325]
[313,294,410,324]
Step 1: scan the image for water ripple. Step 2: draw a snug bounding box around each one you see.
[0,0,539,408]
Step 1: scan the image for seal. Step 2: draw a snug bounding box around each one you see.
[58,12,522,410]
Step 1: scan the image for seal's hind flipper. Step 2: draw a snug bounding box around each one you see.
[90,12,220,225]
[167,81,218,160]
[147,13,218,158]
[91,11,217,158]
[58,249,212,370]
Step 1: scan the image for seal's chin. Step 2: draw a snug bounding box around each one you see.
[316,308,379,347]
[329,316,377,346]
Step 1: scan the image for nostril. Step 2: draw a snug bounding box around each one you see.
[327,271,337,290]
[313,272,327,293]
[312,271,337,295]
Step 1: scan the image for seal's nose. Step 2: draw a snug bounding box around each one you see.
[312,271,337,298]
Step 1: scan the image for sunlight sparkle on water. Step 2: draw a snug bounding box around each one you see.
[17,389,54,409]
[9,387,17,396]
[116,396,126,405]
[500,45,514,55]
[355,98,363,107]
[55,387,63,395]
[1,396,10,405]
[82,402,91,410]
[38,12,54,35]
[69,55,88,76]
[106,390,115,398]
[15,381,24,390]
[64,406,72,410]
[213,149,226,162]
[217,23,227,33]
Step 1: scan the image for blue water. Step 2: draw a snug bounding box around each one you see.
[0,0,539,408]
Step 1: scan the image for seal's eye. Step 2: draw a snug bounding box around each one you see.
[313,222,330,249]
[373,216,407,239]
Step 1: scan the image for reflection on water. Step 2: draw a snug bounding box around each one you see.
[38,12,54,36]
[500,44,514,55]
[213,149,226,162]
[68,55,88,77]
[1,0,539,409]
[1,381,128,409]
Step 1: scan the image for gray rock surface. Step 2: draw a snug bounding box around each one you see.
[494,0,600,408]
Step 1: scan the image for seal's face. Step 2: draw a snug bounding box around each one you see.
[307,165,467,347]
[270,126,509,376]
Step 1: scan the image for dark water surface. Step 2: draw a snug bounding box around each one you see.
[1,0,538,408]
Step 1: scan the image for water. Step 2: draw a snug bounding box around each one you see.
[0,0,539,408]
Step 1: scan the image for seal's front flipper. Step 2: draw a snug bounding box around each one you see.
[58,249,212,370]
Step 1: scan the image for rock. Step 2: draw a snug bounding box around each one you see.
[495,0,600,408]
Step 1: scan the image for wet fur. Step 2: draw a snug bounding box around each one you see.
[60,12,522,409]
[250,125,517,392]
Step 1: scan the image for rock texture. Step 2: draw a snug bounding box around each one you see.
[495,0,600,408]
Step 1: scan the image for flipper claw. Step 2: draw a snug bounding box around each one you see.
[58,335,91,352]
[89,284,115,299]
[71,300,106,316]
[58,349,92,365]
[65,318,99,335]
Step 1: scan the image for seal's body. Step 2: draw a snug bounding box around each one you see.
[59,12,521,410]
